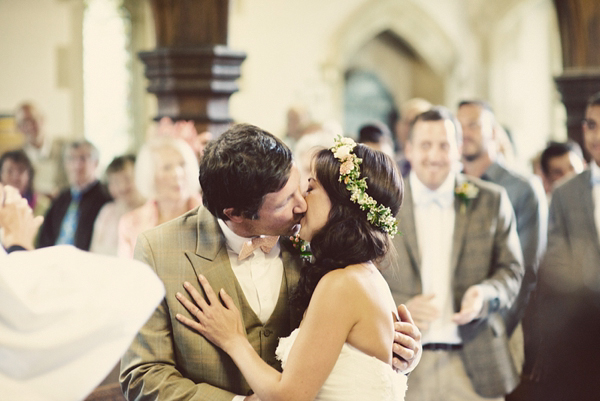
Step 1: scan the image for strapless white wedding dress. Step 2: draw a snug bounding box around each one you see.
[276,328,407,401]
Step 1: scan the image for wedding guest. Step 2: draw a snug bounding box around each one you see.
[15,102,67,196]
[176,137,410,400]
[38,140,111,251]
[534,92,600,401]
[539,141,585,198]
[357,121,395,158]
[383,107,524,401]
[90,155,145,256]
[120,124,422,401]
[0,149,51,217]
[117,136,201,258]
[458,100,546,390]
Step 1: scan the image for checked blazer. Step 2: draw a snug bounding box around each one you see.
[382,174,524,398]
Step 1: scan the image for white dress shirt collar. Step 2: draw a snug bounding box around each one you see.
[409,170,456,204]
[217,219,280,255]
[217,218,283,328]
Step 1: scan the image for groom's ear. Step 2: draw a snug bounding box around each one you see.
[223,207,245,223]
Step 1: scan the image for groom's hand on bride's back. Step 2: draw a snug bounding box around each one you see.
[392,304,422,374]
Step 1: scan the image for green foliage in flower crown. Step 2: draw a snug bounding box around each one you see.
[330,136,399,237]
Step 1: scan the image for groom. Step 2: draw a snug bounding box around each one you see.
[120,124,422,401]
[382,107,524,401]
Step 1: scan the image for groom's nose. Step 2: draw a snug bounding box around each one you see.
[293,190,307,214]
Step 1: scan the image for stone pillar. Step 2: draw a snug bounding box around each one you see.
[140,0,246,136]
[554,0,600,158]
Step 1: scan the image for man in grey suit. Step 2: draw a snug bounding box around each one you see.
[382,107,524,401]
[534,92,600,401]
[457,101,547,393]
[458,100,546,331]
[120,124,422,401]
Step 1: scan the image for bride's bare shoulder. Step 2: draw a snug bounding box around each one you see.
[314,264,371,296]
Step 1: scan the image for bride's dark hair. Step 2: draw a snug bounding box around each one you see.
[290,144,404,315]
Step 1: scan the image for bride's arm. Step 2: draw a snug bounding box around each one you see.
[176,272,358,401]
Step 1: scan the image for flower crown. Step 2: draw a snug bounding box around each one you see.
[330,136,399,237]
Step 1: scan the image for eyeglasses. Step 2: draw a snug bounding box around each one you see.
[582,119,598,131]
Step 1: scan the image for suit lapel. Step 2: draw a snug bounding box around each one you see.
[580,171,600,252]
[401,181,421,271]
[281,244,303,328]
[184,208,248,330]
[450,176,471,273]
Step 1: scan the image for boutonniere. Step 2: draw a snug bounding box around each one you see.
[289,234,312,262]
[455,181,479,213]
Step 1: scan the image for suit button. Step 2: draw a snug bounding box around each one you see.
[264,329,272,337]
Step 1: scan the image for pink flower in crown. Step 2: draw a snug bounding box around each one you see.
[340,159,355,175]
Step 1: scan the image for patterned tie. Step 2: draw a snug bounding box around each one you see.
[55,190,82,245]
[238,236,279,261]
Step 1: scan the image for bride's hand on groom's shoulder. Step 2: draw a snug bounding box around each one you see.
[392,304,422,374]
[175,274,245,352]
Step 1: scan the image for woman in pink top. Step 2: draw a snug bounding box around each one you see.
[118,136,202,258]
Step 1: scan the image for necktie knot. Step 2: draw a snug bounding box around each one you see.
[238,236,279,261]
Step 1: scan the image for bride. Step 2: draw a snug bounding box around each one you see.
[176,137,408,401]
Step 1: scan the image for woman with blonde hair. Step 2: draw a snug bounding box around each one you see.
[118,136,201,258]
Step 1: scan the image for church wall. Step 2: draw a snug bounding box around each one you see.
[0,0,82,140]
[0,0,562,167]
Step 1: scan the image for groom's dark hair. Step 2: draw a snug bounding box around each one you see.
[199,123,293,220]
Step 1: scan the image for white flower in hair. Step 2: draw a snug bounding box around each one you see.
[333,145,354,160]
[329,136,399,237]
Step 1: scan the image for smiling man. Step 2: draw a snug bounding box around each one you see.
[382,107,524,401]
[120,124,422,401]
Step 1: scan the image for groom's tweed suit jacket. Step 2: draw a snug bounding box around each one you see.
[382,174,524,398]
[120,206,302,401]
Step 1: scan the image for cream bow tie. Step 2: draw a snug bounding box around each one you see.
[238,236,279,261]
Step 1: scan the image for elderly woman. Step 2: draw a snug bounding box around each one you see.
[118,136,201,258]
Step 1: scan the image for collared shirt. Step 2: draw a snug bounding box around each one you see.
[217,219,283,325]
[591,162,600,244]
[410,171,461,345]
